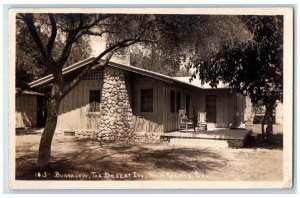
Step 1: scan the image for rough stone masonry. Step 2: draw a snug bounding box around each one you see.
[97,66,134,142]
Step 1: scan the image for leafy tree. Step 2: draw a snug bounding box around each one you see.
[189,15,283,141]
[17,13,252,168]
[129,45,183,76]
[116,15,253,77]
[16,16,92,88]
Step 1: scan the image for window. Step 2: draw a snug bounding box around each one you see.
[176,92,181,112]
[141,89,153,112]
[170,90,175,113]
[89,90,101,112]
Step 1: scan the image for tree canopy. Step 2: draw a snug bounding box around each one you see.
[188,15,283,139]
[116,15,253,76]
[16,14,92,88]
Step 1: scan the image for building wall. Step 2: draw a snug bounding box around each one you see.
[56,69,104,132]
[56,68,246,134]
[190,89,244,128]
[57,66,135,141]
[57,69,165,134]
[131,76,164,133]
[56,68,163,136]
[163,83,189,132]
[16,94,37,128]
[131,77,192,133]
[132,80,247,132]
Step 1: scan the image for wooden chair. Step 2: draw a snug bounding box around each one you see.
[178,109,194,132]
[196,112,207,131]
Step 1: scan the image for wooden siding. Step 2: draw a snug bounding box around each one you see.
[131,76,164,132]
[57,77,103,132]
[56,73,166,133]
[16,94,37,128]
[161,84,246,131]
[188,89,245,128]
[163,83,188,132]
[55,69,246,133]
[228,92,235,126]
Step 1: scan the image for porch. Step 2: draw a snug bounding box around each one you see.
[160,128,252,148]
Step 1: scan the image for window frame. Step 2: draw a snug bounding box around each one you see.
[140,88,154,113]
[133,78,158,116]
[89,89,101,113]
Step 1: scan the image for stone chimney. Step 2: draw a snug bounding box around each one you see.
[97,66,134,142]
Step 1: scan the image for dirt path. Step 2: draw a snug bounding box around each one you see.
[15,134,282,181]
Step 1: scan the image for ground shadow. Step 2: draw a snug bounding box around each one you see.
[16,128,43,135]
[244,134,283,149]
[15,139,226,180]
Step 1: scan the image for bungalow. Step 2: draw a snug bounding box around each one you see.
[29,57,245,142]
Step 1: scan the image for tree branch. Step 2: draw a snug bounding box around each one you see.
[80,29,117,37]
[138,38,160,44]
[23,14,47,59]
[46,13,57,54]
[58,30,78,66]
[16,13,25,20]
[58,15,112,67]
[79,14,112,30]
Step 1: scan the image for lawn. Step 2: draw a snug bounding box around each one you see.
[15,133,282,181]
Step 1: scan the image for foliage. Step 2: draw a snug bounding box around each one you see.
[188,15,283,139]
[121,15,253,77]
[128,45,182,76]
[17,14,253,87]
[16,16,92,89]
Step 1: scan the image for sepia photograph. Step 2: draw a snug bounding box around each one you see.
[8,7,293,189]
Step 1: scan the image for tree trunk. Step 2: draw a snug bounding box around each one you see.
[37,98,60,169]
[261,110,267,139]
[265,101,275,142]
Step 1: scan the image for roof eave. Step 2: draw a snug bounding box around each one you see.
[29,57,97,88]
[29,58,212,90]
[107,61,174,84]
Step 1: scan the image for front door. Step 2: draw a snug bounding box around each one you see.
[206,95,216,123]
